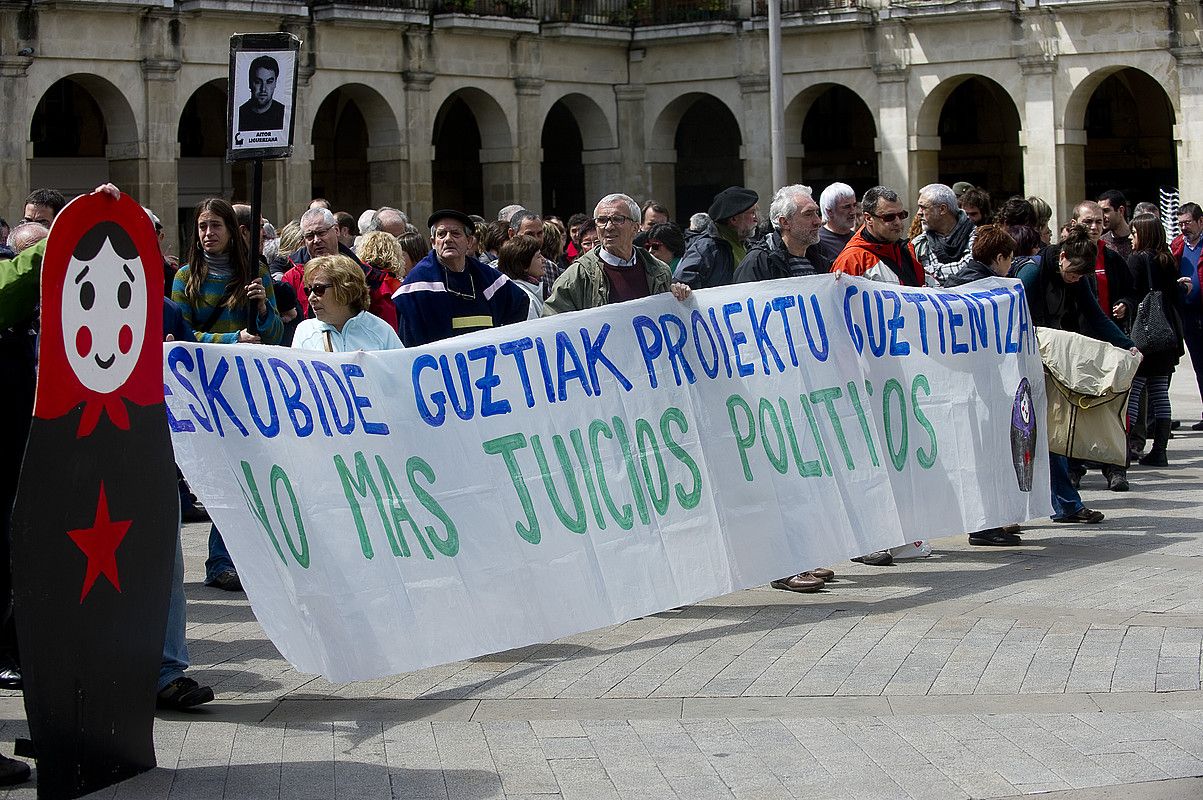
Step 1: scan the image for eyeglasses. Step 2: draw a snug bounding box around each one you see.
[304,282,332,297]
[595,215,632,227]
[302,225,333,242]
[868,210,909,223]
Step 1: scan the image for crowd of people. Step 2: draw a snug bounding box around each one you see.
[1,174,1202,785]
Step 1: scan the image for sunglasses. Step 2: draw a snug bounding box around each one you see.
[304,282,332,297]
[869,210,910,223]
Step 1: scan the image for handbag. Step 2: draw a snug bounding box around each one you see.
[1130,256,1179,355]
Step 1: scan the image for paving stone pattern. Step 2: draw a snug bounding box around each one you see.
[2,373,1201,799]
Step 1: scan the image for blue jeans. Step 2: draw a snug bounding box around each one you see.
[204,525,234,584]
[159,517,190,692]
[1049,453,1084,520]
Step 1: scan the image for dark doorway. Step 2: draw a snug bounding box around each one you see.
[312,90,371,213]
[800,86,878,196]
[1084,68,1177,206]
[541,101,585,220]
[432,96,484,215]
[674,96,743,219]
[937,77,1023,199]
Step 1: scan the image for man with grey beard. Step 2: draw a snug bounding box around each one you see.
[734,184,823,282]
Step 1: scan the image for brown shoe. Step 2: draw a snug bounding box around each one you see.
[770,573,825,593]
[807,567,835,581]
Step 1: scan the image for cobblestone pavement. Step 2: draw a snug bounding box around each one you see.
[3,375,1202,799]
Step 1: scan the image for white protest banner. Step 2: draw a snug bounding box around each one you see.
[166,274,1051,682]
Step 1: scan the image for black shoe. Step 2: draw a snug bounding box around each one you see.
[156,676,214,710]
[0,755,30,786]
[1193,419,1203,431]
[1171,420,1181,430]
[1053,507,1105,524]
[205,569,242,592]
[0,667,21,691]
[968,528,1022,546]
[851,550,893,566]
[181,502,210,523]
[1107,471,1129,492]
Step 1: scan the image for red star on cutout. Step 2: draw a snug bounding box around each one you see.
[67,482,131,603]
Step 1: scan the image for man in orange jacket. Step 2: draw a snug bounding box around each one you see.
[832,185,926,287]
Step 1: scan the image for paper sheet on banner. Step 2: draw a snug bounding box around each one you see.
[166,274,1052,681]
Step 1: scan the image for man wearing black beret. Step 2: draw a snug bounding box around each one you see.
[393,209,530,346]
[675,186,760,290]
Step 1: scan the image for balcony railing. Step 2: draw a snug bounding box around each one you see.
[311,0,851,22]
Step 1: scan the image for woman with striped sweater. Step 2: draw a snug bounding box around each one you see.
[171,197,282,592]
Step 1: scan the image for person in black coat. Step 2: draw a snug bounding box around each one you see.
[1126,215,1188,467]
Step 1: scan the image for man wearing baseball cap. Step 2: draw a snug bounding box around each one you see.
[393,209,530,347]
[675,186,759,290]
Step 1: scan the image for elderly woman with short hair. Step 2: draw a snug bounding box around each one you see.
[291,254,403,352]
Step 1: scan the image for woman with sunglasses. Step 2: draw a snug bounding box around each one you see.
[171,197,283,594]
[292,255,403,352]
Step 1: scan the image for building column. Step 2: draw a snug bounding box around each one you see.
[614,85,649,200]
[581,149,621,210]
[480,148,520,219]
[1174,52,1203,205]
[1019,57,1059,217]
[738,74,772,199]
[907,136,939,201]
[514,76,544,210]
[0,54,32,220]
[1055,128,1086,223]
[367,145,407,209]
[402,68,435,220]
[874,65,911,200]
[142,57,181,252]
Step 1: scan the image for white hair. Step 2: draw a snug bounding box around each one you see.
[358,209,376,235]
[690,212,713,232]
[818,182,856,222]
[368,207,409,232]
[919,183,958,214]
[594,193,639,221]
[497,204,526,222]
[769,184,814,226]
[300,207,336,229]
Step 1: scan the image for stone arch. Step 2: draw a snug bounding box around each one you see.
[432,87,516,216]
[29,73,140,198]
[311,83,404,213]
[1068,66,1177,203]
[914,74,1024,200]
[649,92,744,218]
[540,92,614,219]
[176,78,247,251]
[788,82,879,194]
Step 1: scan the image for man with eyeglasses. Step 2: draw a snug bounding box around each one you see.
[281,207,397,330]
[544,193,691,314]
[675,186,760,290]
[832,186,929,567]
[394,209,529,347]
[21,188,65,229]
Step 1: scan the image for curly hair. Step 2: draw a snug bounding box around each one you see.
[356,231,403,276]
[304,254,371,313]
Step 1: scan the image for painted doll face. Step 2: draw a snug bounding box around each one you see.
[61,235,147,394]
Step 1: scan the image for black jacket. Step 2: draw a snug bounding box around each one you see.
[945,259,997,287]
[734,232,819,283]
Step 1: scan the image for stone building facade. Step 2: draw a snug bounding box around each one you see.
[1,0,1198,252]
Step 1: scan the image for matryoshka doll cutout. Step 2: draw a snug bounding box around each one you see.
[1010,377,1036,492]
[10,191,177,799]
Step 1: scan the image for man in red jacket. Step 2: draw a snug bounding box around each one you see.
[832,185,925,287]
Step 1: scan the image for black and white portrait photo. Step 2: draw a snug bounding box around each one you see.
[226,34,300,160]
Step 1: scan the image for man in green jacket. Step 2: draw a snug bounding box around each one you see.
[544,192,691,314]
